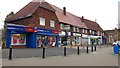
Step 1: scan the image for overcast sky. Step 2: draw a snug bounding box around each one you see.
[0,0,119,30]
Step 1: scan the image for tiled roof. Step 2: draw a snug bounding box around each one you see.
[6,1,103,31]
[50,4,87,29]
[80,18,103,31]
[5,2,56,22]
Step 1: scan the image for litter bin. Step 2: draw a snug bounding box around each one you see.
[113,44,119,54]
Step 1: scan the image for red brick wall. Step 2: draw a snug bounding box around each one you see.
[8,7,60,30]
[32,7,60,30]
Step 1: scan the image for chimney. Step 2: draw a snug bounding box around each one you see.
[32,0,45,2]
[6,11,14,19]
[63,7,66,16]
[81,16,84,22]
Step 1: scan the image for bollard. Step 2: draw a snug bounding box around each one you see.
[91,45,93,52]
[94,45,96,51]
[9,46,12,60]
[86,45,89,53]
[42,47,45,58]
[77,46,80,55]
[64,46,66,56]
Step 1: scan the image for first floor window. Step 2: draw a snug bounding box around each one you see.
[77,28,79,32]
[73,27,76,32]
[85,30,87,33]
[82,29,84,33]
[40,17,45,26]
[50,20,55,27]
[11,34,26,45]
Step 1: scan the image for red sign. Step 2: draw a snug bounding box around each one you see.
[52,30,58,34]
[34,30,38,32]
[25,27,34,32]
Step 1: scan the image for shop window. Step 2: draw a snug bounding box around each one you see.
[11,34,26,45]
[50,20,55,27]
[40,17,45,26]
[76,37,80,44]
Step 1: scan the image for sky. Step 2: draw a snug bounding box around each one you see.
[0,0,119,30]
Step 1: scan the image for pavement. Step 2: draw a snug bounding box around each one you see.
[2,45,119,66]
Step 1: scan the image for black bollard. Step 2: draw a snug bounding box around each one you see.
[9,46,12,60]
[64,47,66,56]
[94,45,96,51]
[86,45,89,53]
[91,45,93,52]
[42,47,45,58]
[77,46,80,55]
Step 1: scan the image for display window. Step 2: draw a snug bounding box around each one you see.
[76,37,80,44]
[37,36,42,48]
[11,34,26,45]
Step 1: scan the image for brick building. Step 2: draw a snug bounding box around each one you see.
[5,0,104,48]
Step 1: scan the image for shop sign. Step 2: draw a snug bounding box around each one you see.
[59,31,65,36]
[7,26,25,31]
[73,33,81,36]
[38,28,52,33]
[82,34,88,37]
[25,27,34,32]
[52,30,58,34]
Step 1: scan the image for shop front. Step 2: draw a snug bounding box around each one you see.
[72,33,81,46]
[36,28,59,48]
[88,35,102,45]
[6,25,37,48]
[59,31,71,46]
[82,34,89,45]
[6,25,59,48]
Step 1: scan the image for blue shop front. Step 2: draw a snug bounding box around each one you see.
[6,25,59,48]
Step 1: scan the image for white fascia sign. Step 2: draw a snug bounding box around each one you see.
[82,34,88,38]
[73,33,81,36]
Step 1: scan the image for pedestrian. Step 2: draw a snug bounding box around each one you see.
[112,40,117,46]
[91,39,95,45]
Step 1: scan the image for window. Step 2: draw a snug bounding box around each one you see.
[11,34,26,45]
[50,20,55,27]
[98,31,100,35]
[82,29,84,33]
[101,33,102,36]
[77,28,79,32]
[60,24,63,29]
[93,31,94,34]
[40,17,45,26]
[102,33,104,36]
[90,30,91,34]
[85,30,87,33]
[73,27,76,32]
